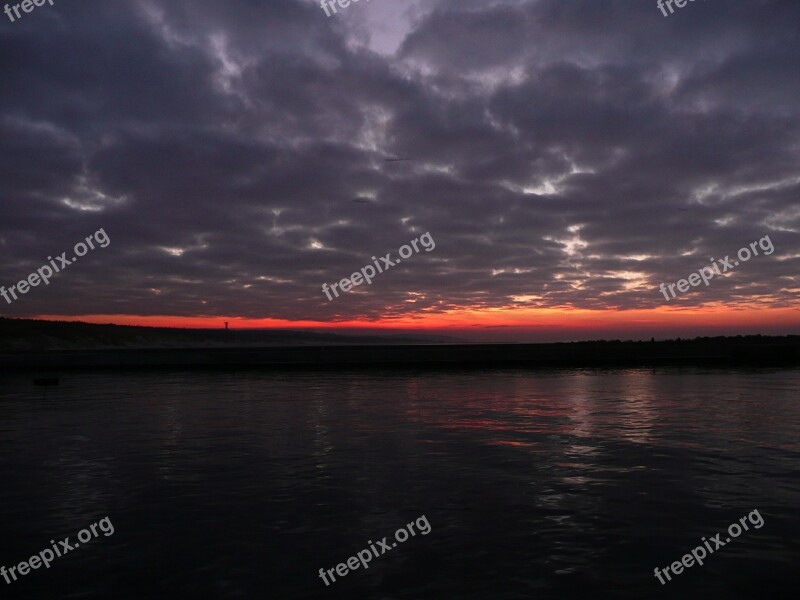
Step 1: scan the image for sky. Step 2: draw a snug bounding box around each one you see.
[1,0,799,342]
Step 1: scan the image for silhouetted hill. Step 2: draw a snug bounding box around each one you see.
[0,318,798,371]
[0,317,452,351]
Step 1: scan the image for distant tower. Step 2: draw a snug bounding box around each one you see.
[225,321,229,330]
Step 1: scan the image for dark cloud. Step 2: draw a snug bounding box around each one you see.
[0,0,798,322]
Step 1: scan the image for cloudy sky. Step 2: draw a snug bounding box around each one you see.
[1,0,799,341]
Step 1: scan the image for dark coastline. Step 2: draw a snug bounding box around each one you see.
[2,336,799,372]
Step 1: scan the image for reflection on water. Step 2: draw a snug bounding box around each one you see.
[0,368,798,599]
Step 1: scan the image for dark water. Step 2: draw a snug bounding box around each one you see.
[0,368,798,599]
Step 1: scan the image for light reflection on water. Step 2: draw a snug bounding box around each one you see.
[0,367,798,599]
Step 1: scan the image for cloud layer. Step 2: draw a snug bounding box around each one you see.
[1,0,798,325]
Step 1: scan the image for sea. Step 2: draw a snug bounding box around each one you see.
[0,367,798,599]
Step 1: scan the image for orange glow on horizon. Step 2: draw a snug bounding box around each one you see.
[33,305,800,335]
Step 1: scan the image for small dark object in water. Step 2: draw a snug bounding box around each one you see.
[34,378,59,386]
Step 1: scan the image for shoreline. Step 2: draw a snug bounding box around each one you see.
[2,338,799,371]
